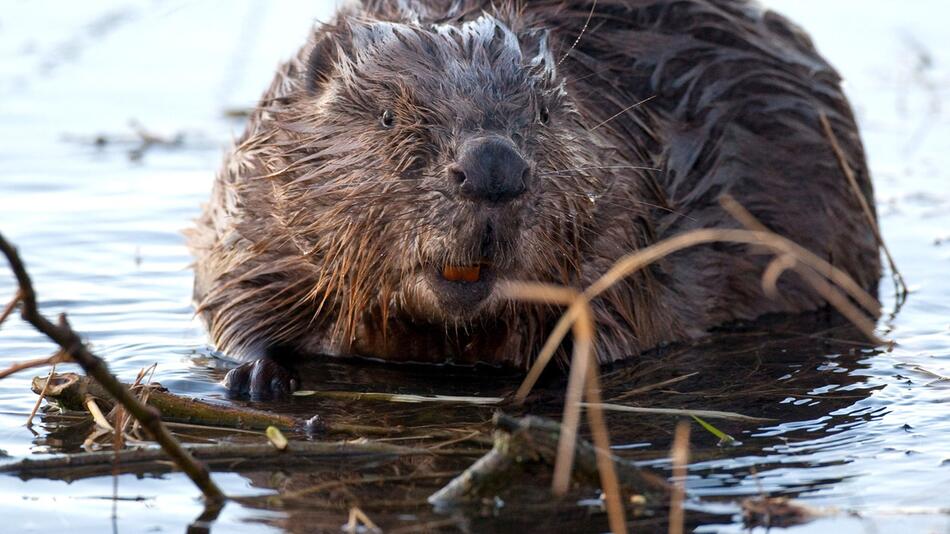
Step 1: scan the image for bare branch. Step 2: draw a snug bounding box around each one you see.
[0,231,225,503]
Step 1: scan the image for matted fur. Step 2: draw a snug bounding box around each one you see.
[188,0,880,368]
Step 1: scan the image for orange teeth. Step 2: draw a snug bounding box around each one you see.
[442,265,482,283]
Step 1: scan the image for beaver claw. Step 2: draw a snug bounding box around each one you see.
[223,357,299,399]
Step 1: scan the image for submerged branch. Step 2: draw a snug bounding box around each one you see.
[0,439,441,481]
[428,413,667,507]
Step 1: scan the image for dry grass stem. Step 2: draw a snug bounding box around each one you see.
[719,196,884,345]
[609,373,697,401]
[500,282,628,533]
[286,472,454,502]
[500,284,590,494]
[819,112,907,298]
[579,403,773,423]
[345,506,380,534]
[668,421,690,534]
[514,218,884,403]
[583,350,627,534]
[762,254,798,298]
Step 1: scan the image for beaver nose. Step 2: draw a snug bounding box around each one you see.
[449,136,529,203]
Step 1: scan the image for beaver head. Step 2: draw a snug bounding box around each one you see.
[255,13,611,341]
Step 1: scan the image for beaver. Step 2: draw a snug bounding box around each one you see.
[188,0,881,397]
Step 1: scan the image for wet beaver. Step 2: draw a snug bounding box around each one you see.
[188,0,881,397]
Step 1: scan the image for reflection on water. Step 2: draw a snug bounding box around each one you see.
[0,1,949,532]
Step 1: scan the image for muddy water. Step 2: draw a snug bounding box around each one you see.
[0,1,948,532]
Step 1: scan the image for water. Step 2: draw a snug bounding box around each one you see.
[0,1,948,532]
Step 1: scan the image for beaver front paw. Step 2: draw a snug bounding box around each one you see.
[223,357,299,400]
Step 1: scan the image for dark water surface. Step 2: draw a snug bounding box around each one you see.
[1,1,948,532]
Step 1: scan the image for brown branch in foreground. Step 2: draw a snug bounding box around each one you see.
[819,112,908,300]
[32,372,299,431]
[0,439,438,481]
[0,232,225,502]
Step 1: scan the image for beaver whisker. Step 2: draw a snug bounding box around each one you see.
[557,0,598,68]
[588,95,657,132]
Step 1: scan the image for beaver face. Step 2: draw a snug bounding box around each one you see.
[277,15,603,330]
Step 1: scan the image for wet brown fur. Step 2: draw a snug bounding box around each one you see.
[187,0,880,368]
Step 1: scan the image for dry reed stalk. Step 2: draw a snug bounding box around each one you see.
[513,209,884,403]
[345,507,380,534]
[583,346,627,534]
[819,112,907,299]
[499,281,627,533]
[501,197,885,534]
[668,421,690,534]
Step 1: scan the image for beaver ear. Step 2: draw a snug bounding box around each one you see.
[305,25,354,93]
[521,29,557,84]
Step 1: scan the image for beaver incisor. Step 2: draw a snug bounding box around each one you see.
[188,0,881,397]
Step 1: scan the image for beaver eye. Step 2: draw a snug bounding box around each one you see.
[538,105,550,125]
[380,109,395,129]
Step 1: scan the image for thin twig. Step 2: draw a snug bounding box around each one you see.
[608,373,697,402]
[0,290,20,329]
[0,354,64,380]
[0,231,225,502]
[579,403,773,423]
[719,196,884,346]
[499,283,628,533]
[583,348,627,534]
[428,414,666,508]
[26,361,56,427]
[500,284,590,495]
[345,507,380,534]
[819,112,907,299]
